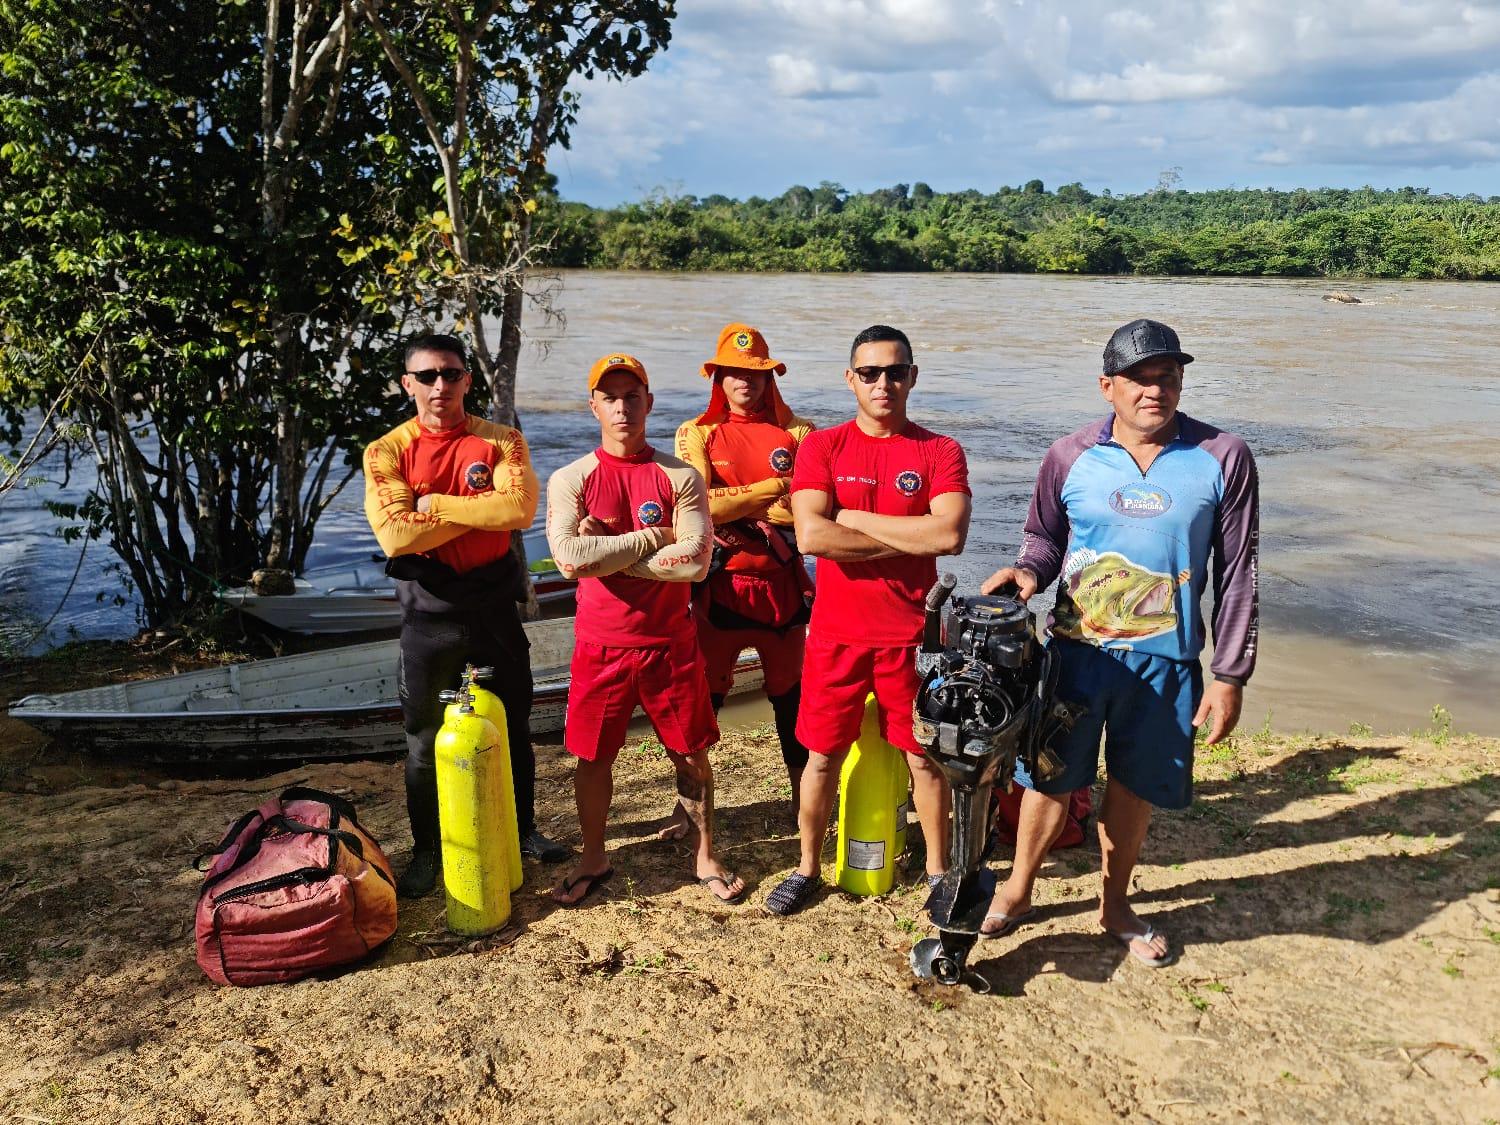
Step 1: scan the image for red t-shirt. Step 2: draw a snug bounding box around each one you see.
[547,446,711,646]
[790,420,970,646]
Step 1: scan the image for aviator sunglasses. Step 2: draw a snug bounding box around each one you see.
[852,363,914,384]
[406,366,468,385]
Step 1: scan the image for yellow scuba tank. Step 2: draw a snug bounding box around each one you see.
[442,666,522,892]
[893,745,910,861]
[434,674,512,935]
[834,694,906,896]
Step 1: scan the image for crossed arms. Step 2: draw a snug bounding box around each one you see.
[546,458,713,583]
[363,423,539,558]
[674,417,814,527]
[791,488,972,562]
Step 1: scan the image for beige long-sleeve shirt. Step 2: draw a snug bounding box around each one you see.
[546,446,711,645]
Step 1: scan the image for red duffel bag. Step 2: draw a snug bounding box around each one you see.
[194,786,398,986]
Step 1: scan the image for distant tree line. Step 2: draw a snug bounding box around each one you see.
[535,180,1500,279]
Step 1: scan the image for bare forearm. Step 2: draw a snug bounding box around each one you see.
[796,513,901,561]
[837,509,967,557]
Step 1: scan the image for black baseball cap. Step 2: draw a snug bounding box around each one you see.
[1103,319,1194,376]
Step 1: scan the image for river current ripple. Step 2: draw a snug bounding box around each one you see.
[4,272,1497,735]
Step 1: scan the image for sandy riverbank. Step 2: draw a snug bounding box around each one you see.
[1,642,1497,1123]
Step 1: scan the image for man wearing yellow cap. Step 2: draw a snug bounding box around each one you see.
[545,353,747,907]
[666,324,815,832]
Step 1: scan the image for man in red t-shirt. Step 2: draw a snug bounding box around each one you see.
[545,353,747,907]
[766,325,972,917]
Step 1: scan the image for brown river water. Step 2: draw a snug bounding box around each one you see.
[518,271,1500,737]
[5,271,1496,736]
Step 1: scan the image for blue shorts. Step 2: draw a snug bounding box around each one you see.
[1014,640,1202,810]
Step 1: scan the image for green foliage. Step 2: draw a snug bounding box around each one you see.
[1427,704,1454,745]
[0,0,675,627]
[537,182,1500,279]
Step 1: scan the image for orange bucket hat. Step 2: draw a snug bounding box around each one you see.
[700,323,787,379]
[692,323,796,427]
[587,352,649,392]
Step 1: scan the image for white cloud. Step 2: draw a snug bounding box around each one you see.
[1248,72,1500,167]
[996,0,1500,106]
[551,0,1500,203]
[767,54,876,99]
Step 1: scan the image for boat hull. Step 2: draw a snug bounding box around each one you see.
[9,618,765,762]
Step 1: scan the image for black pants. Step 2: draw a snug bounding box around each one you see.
[397,604,536,851]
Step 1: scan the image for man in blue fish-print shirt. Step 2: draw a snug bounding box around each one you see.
[978,319,1259,968]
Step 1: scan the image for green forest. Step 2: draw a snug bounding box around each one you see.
[536,180,1500,279]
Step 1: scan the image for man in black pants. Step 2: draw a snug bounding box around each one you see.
[364,332,568,897]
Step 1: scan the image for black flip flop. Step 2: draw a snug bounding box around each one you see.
[765,871,820,916]
[698,872,747,905]
[553,866,615,908]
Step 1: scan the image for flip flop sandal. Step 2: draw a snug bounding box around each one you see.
[698,872,747,905]
[765,871,820,916]
[979,907,1037,940]
[553,866,615,908]
[1105,924,1176,968]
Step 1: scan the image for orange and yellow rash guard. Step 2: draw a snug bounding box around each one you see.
[363,415,538,575]
[546,447,712,646]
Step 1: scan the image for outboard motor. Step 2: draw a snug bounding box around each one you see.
[909,574,1081,986]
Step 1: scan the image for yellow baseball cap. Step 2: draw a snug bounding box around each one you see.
[587,352,649,392]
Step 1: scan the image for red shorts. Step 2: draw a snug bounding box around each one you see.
[795,633,922,756]
[564,631,719,763]
[696,618,805,698]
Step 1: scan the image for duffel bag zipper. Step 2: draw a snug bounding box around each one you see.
[212,866,327,906]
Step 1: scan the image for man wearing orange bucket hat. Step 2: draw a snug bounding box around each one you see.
[545,352,747,907]
[663,324,815,835]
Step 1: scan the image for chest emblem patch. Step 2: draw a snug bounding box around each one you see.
[637,500,665,527]
[895,470,923,496]
[1109,483,1172,518]
[769,447,793,473]
[464,461,493,491]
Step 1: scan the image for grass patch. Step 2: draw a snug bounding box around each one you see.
[1327,756,1404,793]
[1322,893,1384,928]
[1425,704,1454,746]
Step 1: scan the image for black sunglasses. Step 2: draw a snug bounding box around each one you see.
[853,363,914,384]
[406,366,467,385]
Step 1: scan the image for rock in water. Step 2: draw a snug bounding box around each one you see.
[1323,291,1361,304]
[249,568,295,596]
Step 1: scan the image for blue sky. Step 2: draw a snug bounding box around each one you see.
[550,0,1500,205]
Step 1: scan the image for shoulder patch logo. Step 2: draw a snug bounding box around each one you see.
[769,446,793,474]
[895,469,923,496]
[1109,483,1173,518]
[464,461,493,491]
[733,331,753,350]
[637,499,665,527]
